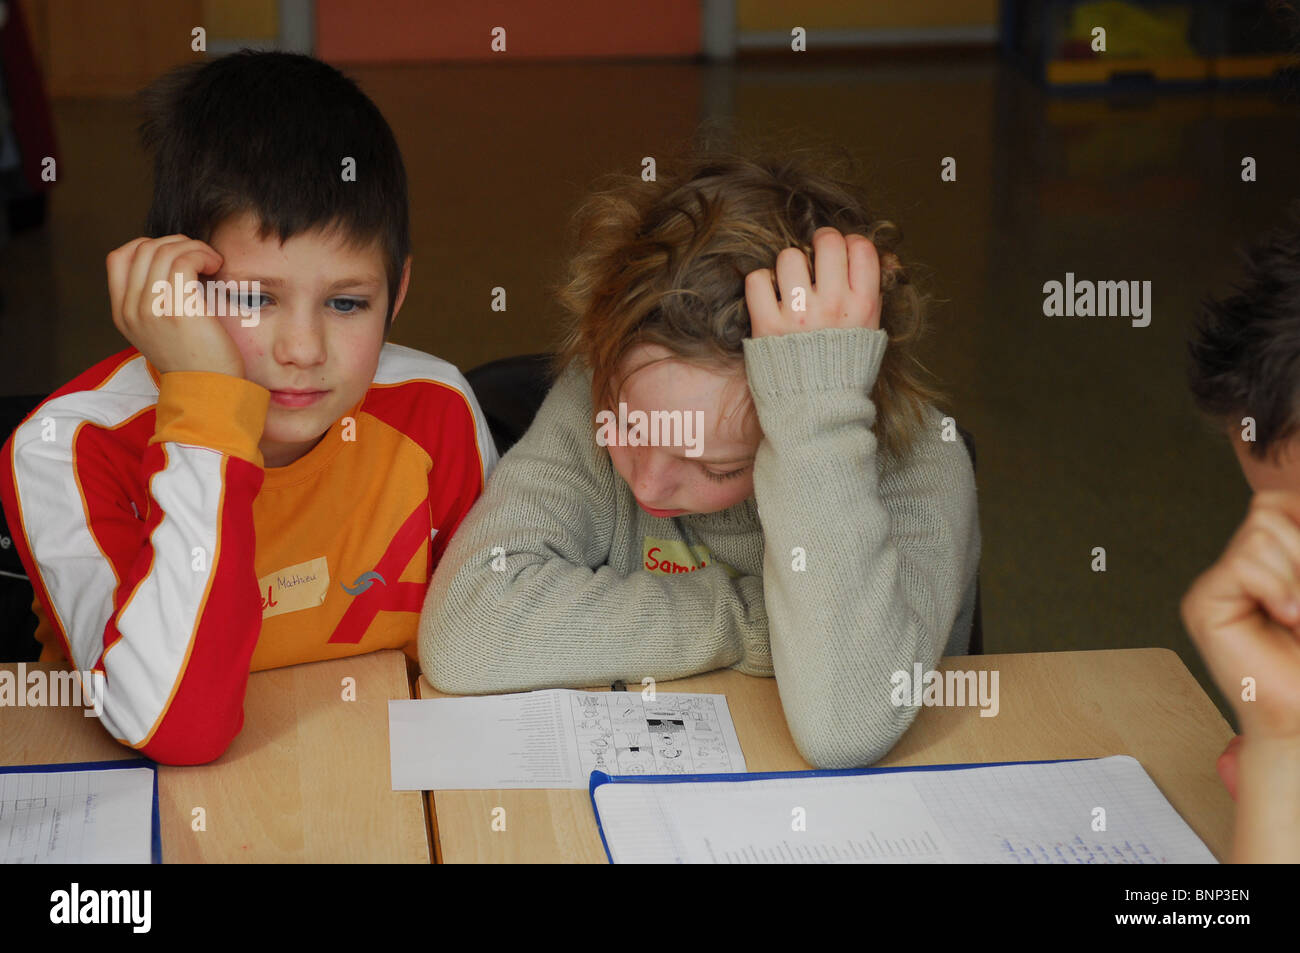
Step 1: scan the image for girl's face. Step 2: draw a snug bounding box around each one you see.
[603,344,762,516]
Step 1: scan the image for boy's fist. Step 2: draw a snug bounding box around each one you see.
[1181,491,1300,741]
[745,227,883,338]
[106,235,245,377]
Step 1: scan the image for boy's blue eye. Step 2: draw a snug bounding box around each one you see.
[329,297,370,315]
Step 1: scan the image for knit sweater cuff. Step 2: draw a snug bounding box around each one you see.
[741,327,888,400]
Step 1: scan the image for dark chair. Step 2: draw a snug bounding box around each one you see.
[0,394,49,662]
[464,354,556,457]
[956,425,983,656]
[464,354,985,655]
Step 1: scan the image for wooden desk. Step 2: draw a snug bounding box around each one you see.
[0,650,429,863]
[419,648,1236,863]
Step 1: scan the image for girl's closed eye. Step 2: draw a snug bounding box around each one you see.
[329,296,370,315]
[703,464,752,483]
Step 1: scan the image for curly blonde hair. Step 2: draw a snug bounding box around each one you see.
[552,144,941,459]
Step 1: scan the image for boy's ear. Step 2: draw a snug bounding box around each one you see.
[389,256,413,329]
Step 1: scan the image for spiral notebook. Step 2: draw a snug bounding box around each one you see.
[589,755,1217,864]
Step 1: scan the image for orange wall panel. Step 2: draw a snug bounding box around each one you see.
[317,0,701,63]
[35,0,205,98]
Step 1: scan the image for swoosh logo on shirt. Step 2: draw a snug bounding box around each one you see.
[342,570,387,595]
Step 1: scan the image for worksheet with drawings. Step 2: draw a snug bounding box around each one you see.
[389,690,746,790]
[570,691,744,777]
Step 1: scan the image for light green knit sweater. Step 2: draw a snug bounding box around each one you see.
[419,327,981,768]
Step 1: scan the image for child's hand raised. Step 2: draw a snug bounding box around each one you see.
[1181,491,1300,741]
[744,227,882,338]
[106,235,246,378]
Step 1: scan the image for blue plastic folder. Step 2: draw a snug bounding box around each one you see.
[0,759,162,864]
[589,759,1075,864]
[588,756,1218,864]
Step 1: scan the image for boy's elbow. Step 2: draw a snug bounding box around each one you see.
[142,741,232,767]
[138,720,240,766]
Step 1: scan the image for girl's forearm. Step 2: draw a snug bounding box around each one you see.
[742,328,979,767]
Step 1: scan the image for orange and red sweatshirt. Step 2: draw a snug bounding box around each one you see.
[0,343,497,764]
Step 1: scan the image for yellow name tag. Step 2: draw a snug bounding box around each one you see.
[642,536,737,578]
[258,556,330,619]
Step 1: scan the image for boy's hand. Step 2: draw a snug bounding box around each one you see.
[745,227,882,338]
[1181,491,1300,741]
[1216,734,1242,801]
[106,235,245,377]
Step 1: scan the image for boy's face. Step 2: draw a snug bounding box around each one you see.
[208,212,408,468]
[603,344,762,517]
[1232,428,1300,493]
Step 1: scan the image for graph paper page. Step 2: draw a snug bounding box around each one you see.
[594,755,1216,864]
[0,765,155,864]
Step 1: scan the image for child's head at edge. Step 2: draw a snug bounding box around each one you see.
[138,50,411,468]
[552,141,942,516]
[1189,208,1300,492]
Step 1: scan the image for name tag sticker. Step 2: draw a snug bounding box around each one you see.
[642,536,738,578]
[259,556,330,619]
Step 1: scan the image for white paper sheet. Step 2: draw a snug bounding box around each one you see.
[389,690,747,790]
[0,765,156,864]
[593,756,1218,864]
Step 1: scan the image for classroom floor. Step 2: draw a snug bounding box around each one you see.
[3,53,1296,725]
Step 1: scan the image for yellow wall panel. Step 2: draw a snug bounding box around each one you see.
[738,0,998,31]
[201,0,278,40]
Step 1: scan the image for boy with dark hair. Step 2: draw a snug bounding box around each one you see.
[0,51,497,765]
[1183,212,1300,860]
[1189,210,1300,486]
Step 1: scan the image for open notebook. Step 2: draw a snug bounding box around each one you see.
[0,760,160,863]
[590,755,1217,864]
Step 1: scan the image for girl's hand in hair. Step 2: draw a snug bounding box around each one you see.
[744,227,882,338]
